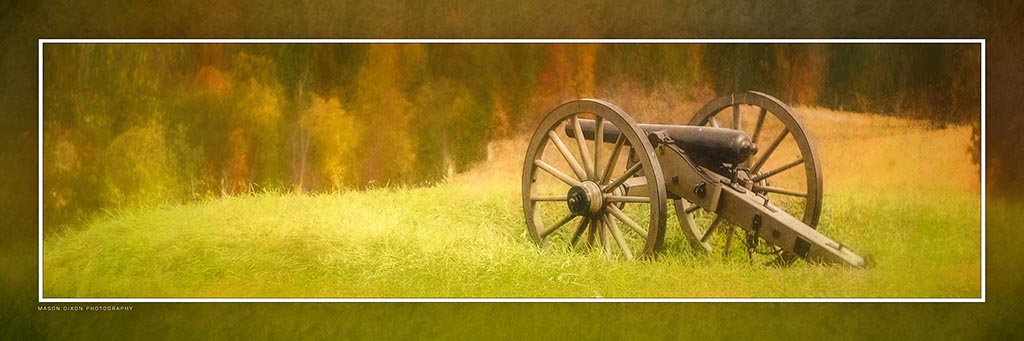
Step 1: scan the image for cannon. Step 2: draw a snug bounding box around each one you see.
[522,91,865,267]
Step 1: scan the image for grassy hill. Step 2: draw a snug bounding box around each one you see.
[43,107,981,298]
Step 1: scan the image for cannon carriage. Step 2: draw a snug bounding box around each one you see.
[521,91,865,267]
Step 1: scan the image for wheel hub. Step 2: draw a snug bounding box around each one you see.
[567,181,605,216]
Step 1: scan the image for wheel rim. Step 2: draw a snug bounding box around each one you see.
[678,91,823,257]
[523,99,667,259]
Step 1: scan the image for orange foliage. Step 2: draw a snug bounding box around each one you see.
[193,65,231,95]
[575,44,599,97]
[196,44,228,67]
[41,43,983,232]
[532,45,596,123]
[536,45,572,102]
[774,45,826,105]
[491,97,511,138]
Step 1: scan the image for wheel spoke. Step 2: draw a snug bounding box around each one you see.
[752,128,789,173]
[751,107,768,144]
[547,130,587,180]
[676,92,823,257]
[603,162,643,193]
[700,215,724,243]
[598,218,610,253]
[571,115,595,179]
[540,212,577,238]
[679,200,704,214]
[607,204,648,238]
[594,116,604,181]
[732,104,742,130]
[603,215,634,260]
[723,224,736,256]
[622,176,647,188]
[525,99,678,258]
[684,203,702,214]
[534,159,581,187]
[601,134,626,184]
[570,217,590,247]
[587,218,597,246]
[751,157,804,182]
[605,195,650,203]
[752,184,807,197]
[621,178,649,198]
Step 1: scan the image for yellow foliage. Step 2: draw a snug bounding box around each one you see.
[350,45,419,184]
[302,95,361,190]
[236,79,283,130]
[100,123,181,207]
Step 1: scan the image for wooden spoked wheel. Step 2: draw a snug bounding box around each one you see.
[522,99,667,260]
[678,91,823,258]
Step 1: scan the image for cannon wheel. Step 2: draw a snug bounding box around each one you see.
[678,91,823,259]
[523,99,667,260]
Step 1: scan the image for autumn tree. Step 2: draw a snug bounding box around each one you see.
[300,95,361,190]
[99,124,181,209]
[350,44,425,186]
[409,78,473,181]
[199,50,288,193]
[40,42,982,234]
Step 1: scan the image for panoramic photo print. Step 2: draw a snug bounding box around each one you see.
[41,42,981,299]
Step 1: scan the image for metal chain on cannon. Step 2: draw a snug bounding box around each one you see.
[743,190,786,263]
[718,157,784,262]
[745,227,783,260]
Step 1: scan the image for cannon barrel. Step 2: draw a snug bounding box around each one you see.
[566,119,758,166]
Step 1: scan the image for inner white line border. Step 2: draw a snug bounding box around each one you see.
[37,38,986,303]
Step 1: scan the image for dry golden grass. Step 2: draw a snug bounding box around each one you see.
[796,106,979,194]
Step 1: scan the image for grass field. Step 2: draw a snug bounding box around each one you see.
[42,106,981,298]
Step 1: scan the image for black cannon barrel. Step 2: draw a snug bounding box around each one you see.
[565,119,758,166]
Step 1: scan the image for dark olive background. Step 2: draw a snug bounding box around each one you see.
[2,0,1021,338]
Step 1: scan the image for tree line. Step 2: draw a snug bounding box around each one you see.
[42,43,980,232]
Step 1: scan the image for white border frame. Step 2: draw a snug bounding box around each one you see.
[38,39,986,303]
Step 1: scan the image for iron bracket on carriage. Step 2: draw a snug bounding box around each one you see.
[521,91,866,268]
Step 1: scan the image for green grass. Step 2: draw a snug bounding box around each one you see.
[43,181,979,298]
[43,108,981,298]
